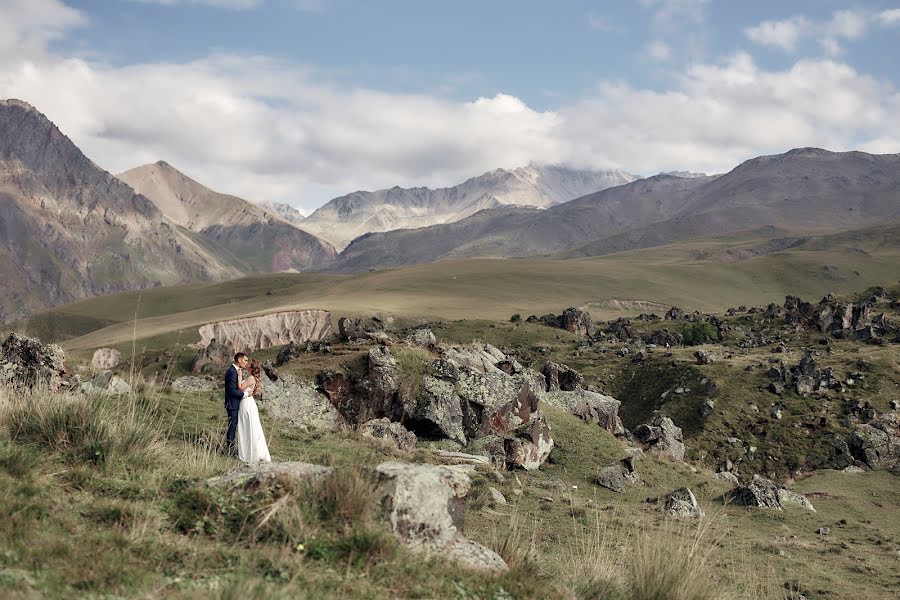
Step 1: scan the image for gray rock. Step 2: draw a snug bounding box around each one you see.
[700,399,715,417]
[541,361,584,392]
[725,476,782,510]
[849,416,900,471]
[778,489,816,512]
[91,348,122,371]
[406,328,437,348]
[171,375,217,393]
[372,461,507,573]
[694,350,715,365]
[488,487,508,506]
[714,471,740,486]
[816,527,830,536]
[633,416,685,462]
[261,373,344,431]
[595,464,627,493]
[663,487,704,518]
[207,461,333,488]
[544,388,624,436]
[359,418,416,451]
[83,371,130,395]
[0,333,66,391]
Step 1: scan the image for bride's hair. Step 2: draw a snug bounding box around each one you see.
[248,360,263,398]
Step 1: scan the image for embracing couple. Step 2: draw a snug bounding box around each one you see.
[224,353,271,464]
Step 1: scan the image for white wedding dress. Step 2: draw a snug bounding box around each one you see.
[237,384,271,464]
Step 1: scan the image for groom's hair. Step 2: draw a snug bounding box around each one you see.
[234,352,247,362]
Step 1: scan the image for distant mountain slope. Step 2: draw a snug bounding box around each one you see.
[256,200,306,225]
[301,164,637,249]
[118,162,337,272]
[0,99,243,324]
[327,148,900,272]
[329,174,714,272]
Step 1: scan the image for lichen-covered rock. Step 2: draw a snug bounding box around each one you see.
[82,370,130,396]
[171,375,217,393]
[541,361,584,392]
[504,414,553,471]
[262,373,344,432]
[544,388,624,436]
[778,489,816,512]
[725,476,782,510]
[406,328,437,348]
[359,418,416,451]
[207,461,333,489]
[372,461,507,573]
[0,333,66,391]
[595,464,627,493]
[849,416,900,471]
[338,316,387,342]
[663,487,704,518]
[275,340,329,366]
[91,348,122,371]
[634,416,685,462]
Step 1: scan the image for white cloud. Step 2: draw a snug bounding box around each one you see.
[131,0,263,9]
[1,3,899,211]
[746,9,895,56]
[877,9,900,26]
[639,0,710,27]
[647,41,672,61]
[0,0,86,60]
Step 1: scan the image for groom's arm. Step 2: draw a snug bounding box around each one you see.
[225,368,243,403]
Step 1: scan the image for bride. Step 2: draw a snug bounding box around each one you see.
[237,360,271,464]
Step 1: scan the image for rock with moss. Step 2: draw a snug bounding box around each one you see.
[545,387,625,436]
[634,416,685,462]
[849,415,900,471]
[261,373,344,432]
[206,461,334,489]
[725,476,783,510]
[1,333,66,391]
[371,461,508,573]
[171,375,217,393]
[359,417,416,451]
[663,487,704,518]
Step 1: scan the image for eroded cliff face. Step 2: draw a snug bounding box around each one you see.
[196,310,333,358]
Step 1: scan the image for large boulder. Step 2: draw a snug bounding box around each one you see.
[561,307,593,337]
[663,487,704,518]
[262,373,344,432]
[406,328,437,348]
[725,476,783,510]
[82,371,130,396]
[372,462,507,573]
[541,361,583,392]
[359,418,417,451]
[634,416,685,462]
[338,316,388,342]
[544,388,624,436]
[849,415,900,471]
[207,461,333,489]
[0,333,66,391]
[275,340,329,366]
[91,348,122,371]
[190,338,232,374]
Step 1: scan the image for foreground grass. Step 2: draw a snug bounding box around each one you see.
[1,377,897,598]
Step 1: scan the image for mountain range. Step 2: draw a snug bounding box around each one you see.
[118,162,336,273]
[2,97,900,323]
[299,164,637,249]
[327,148,900,272]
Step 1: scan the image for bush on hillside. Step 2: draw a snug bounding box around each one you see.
[680,322,717,346]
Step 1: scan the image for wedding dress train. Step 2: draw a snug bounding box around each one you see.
[237,395,271,464]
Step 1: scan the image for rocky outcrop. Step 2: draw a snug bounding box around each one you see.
[321,342,553,471]
[275,340,330,366]
[783,293,898,343]
[207,461,333,489]
[538,308,594,337]
[663,487,704,518]
[725,477,783,510]
[338,316,390,342]
[0,333,66,391]
[260,373,344,432]
[372,462,508,572]
[634,416,685,462]
[81,371,131,396]
[849,415,900,472]
[192,310,333,372]
[359,418,417,451]
[91,348,122,371]
[406,328,437,348]
[171,375,218,393]
[541,362,583,391]
[544,388,624,436]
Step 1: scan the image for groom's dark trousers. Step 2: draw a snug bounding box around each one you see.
[224,365,243,452]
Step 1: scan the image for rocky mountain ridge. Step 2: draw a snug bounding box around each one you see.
[301,163,638,249]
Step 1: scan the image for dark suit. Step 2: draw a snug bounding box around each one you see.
[224,365,244,451]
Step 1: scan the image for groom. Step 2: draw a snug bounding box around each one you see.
[224,352,249,455]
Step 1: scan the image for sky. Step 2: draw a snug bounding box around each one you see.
[2,1,900,212]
